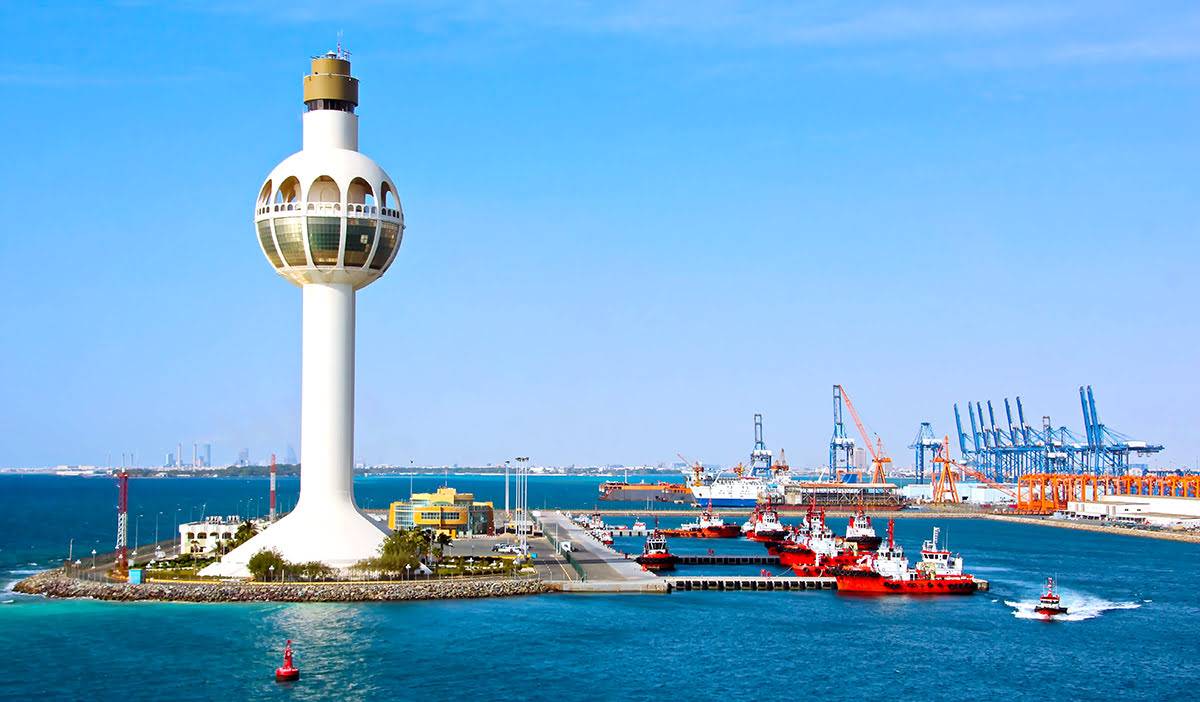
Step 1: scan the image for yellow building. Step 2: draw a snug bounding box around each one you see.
[389,486,494,537]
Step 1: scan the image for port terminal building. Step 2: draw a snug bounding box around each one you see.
[782,481,904,510]
[902,482,1017,505]
[389,487,494,537]
[1060,495,1200,529]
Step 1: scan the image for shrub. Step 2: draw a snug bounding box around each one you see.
[247,548,288,581]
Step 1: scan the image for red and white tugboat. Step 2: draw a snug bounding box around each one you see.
[917,527,964,575]
[1035,577,1069,617]
[275,640,300,682]
[662,508,741,538]
[743,501,789,543]
[844,509,882,551]
[635,529,679,571]
[784,510,859,576]
[834,521,978,595]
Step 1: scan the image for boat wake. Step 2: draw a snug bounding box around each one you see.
[1005,594,1141,621]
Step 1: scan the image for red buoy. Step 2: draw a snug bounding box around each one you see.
[276,640,300,682]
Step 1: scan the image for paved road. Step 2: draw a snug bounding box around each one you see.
[444,534,578,581]
[537,511,658,582]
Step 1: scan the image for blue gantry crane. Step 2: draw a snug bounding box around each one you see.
[829,385,856,480]
[909,422,940,484]
[947,386,1163,481]
[749,413,773,477]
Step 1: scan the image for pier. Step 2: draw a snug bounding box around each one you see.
[675,554,779,565]
[666,576,834,592]
[531,512,991,595]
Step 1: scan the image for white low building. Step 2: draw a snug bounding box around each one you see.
[179,517,247,556]
[1064,495,1200,528]
[902,482,1017,504]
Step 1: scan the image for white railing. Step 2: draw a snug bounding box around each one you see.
[259,202,389,217]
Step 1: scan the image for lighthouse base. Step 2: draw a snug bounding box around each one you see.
[199,503,390,578]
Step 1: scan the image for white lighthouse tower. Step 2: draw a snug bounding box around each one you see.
[203,50,404,577]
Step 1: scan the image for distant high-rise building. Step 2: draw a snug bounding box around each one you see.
[166,452,174,467]
[853,447,869,472]
[202,443,212,468]
[238,448,250,466]
[285,443,298,466]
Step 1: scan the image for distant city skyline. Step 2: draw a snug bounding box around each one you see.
[1,2,1197,470]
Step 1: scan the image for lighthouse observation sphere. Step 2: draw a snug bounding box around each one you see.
[255,150,404,290]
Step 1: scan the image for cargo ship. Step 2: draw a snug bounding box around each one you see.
[834,521,978,594]
[779,480,905,511]
[598,480,696,503]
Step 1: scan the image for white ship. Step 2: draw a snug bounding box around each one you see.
[690,476,786,508]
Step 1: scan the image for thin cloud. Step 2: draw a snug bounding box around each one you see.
[190,0,1200,69]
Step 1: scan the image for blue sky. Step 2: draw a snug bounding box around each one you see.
[1,1,1197,469]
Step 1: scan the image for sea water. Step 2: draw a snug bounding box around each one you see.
[1,474,1197,700]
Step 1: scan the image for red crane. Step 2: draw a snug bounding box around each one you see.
[836,385,891,484]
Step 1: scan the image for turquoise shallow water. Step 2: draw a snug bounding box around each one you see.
[2,475,1198,700]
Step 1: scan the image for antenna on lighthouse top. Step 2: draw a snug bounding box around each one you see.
[337,30,351,60]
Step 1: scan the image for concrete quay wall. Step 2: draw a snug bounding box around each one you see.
[983,514,1200,544]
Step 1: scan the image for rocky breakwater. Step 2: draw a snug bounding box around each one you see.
[14,570,549,603]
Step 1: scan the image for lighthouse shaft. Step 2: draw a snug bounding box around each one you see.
[304,109,358,151]
[299,283,357,509]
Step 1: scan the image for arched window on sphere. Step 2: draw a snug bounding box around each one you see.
[256,179,284,268]
[372,182,400,270]
[345,177,376,268]
[273,176,307,267]
[307,176,342,266]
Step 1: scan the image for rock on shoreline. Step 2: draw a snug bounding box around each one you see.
[13,570,550,603]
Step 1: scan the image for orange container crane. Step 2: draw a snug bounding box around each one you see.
[931,436,1017,504]
[772,448,790,477]
[931,440,960,503]
[677,453,705,486]
[837,385,892,484]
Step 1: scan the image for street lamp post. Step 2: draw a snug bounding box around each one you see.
[155,511,162,546]
[134,514,143,558]
[514,457,530,553]
[269,564,275,582]
[91,549,97,569]
[405,564,411,581]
